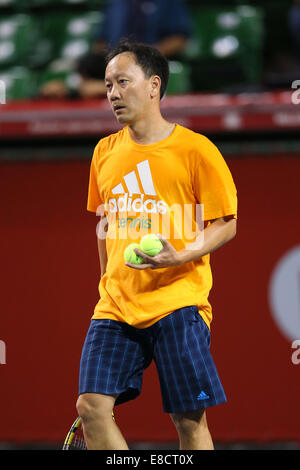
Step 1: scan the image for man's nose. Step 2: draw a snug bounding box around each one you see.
[110,84,121,100]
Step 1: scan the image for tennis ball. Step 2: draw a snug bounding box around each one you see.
[140,234,163,256]
[124,243,143,264]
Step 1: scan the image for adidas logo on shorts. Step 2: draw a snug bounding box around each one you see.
[197,391,210,400]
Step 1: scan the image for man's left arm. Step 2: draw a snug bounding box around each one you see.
[178,215,237,264]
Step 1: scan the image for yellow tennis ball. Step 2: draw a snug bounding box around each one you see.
[124,243,143,264]
[140,234,163,256]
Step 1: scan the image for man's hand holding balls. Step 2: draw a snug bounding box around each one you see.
[124,234,183,270]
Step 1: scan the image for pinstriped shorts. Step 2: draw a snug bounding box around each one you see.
[78,306,226,413]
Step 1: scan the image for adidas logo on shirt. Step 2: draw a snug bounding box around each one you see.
[107,160,168,215]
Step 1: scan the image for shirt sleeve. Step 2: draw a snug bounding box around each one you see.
[87,144,103,213]
[193,136,238,221]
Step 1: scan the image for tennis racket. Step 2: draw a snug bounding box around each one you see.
[62,412,115,450]
[63,416,86,450]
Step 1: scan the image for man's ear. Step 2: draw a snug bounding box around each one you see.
[150,75,161,99]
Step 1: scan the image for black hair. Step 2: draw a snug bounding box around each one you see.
[105,40,169,100]
[77,51,106,79]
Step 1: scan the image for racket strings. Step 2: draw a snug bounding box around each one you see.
[72,433,87,450]
[64,413,115,450]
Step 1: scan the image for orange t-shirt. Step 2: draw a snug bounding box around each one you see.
[87,124,237,329]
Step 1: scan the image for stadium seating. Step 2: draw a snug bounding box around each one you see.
[0,66,37,99]
[167,61,192,95]
[0,1,291,99]
[0,14,40,68]
[38,10,102,64]
[0,0,104,8]
[182,5,264,91]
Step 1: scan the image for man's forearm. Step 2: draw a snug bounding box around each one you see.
[178,217,237,265]
[155,35,187,56]
[97,235,108,278]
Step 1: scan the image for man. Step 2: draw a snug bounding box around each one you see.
[76,41,237,450]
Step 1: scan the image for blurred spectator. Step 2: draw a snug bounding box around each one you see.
[76,50,107,98]
[38,52,107,100]
[288,0,300,64]
[93,0,191,57]
[39,0,191,100]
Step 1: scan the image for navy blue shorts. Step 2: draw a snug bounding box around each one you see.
[78,306,226,413]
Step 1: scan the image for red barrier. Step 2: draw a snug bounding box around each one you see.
[0,154,300,444]
[0,90,299,138]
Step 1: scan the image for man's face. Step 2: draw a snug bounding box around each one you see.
[105,52,153,125]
